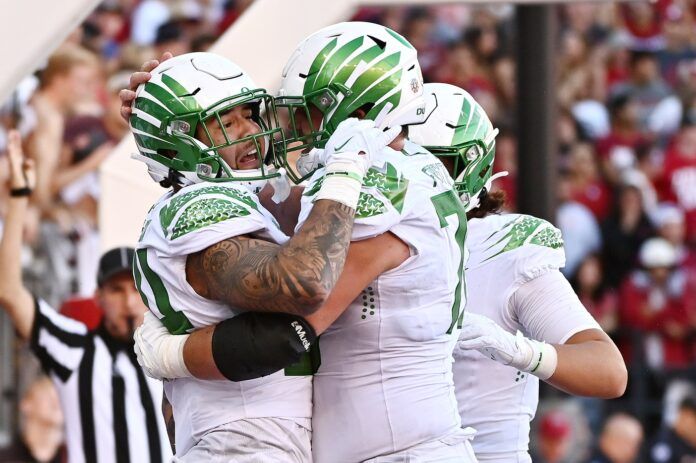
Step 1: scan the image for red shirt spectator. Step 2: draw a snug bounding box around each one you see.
[619,238,695,369]
[660,125,696,243]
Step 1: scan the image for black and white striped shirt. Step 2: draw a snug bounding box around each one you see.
[30,298,172,463]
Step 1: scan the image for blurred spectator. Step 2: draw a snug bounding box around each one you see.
[652,202,696,270]
[660,121,696,244]
[589,413,643,463]
[191,33,217,52]
[217,0,254,35]
[596,93,648,185]
[569,143,613,221]
[610,50,674,130]
[531,411,574,463]
[154,21,191,58]
[619,3,665,51]
[130,0,171,46]
[490,127,517,209]
[83,2,127,72]
[601,183,654,288]
[649,396,696,462]
[19,377,65,462]
[0,377,64,463]
[571,254,618,335]
[402,8,443,80]
[558,173,603,278]
[619,238,693,370]
[27,45,100,210]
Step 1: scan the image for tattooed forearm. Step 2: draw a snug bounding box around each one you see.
[186,200,354,315]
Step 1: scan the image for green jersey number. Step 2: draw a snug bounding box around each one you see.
[431,189,468,334]
[134,249,193,335]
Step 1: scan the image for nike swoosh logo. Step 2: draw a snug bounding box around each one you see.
[333,137,353,153]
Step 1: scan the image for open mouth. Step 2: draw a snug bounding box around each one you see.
[236,148,260,170]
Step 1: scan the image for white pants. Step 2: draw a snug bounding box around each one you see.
[363,428,478,463]
[175,418,312,463]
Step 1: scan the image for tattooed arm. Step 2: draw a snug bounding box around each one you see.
[186,199,354,316]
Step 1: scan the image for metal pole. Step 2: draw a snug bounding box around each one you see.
[516,4,557,221]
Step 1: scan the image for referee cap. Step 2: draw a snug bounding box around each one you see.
[97,247,135,287]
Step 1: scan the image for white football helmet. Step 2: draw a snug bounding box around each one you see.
[276,21,426,182]
[129,52,283,192]
[409,83,500,211]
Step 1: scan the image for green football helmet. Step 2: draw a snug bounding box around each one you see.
[129,52,284,192]
[276,21,427,182]
[409,83,500,211]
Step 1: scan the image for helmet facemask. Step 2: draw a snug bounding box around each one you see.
[130,52,287,191]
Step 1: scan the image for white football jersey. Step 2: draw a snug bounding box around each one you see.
[454,213,597,462]
[298,141,467,462]
[134,182,312,455]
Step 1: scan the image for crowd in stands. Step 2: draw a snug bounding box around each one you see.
[0,1,695,462]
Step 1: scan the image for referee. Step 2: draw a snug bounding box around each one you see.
[0,130,171,462]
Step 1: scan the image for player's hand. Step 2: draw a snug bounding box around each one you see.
[295,147,323,178]
[134,311,191,380]
[119,52,173,121]
[456,313,534,369]
[6,130,36,192]
[321,118,401,177]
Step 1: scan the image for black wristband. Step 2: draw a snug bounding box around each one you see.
[10,187,32,197]
[211,312,317,382]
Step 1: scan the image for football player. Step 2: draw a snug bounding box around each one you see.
[127,51,397,461]
[409,83,628,463]
[132,23,477,462]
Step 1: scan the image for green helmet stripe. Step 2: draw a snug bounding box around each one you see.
[366,88,401,122]
[327,53,401,130]
[134,98,172,126]
[161,73,190,97]
[143,82,190,114]
[345,52,401,111]
[312,36,364,90]
[329,41,384,89]
[134,133,169,153]
[131,117,173,143]
[452,93,492,146]
[386,28,414,50]
[305,38,339,91]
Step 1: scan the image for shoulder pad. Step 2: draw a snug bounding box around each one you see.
[468,214,565,274]
[159,184,259,240]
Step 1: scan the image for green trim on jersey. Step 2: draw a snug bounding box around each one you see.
[159,186,258,239]
[362,163,409,213]
[430,189,467,334]
[134,249,194,335]
[356,193,387,218]
[171,198,252,239]
[483,215,563,261]
[304,163,409,218]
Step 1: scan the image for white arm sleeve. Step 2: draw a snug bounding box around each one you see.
[509,270,602,345]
